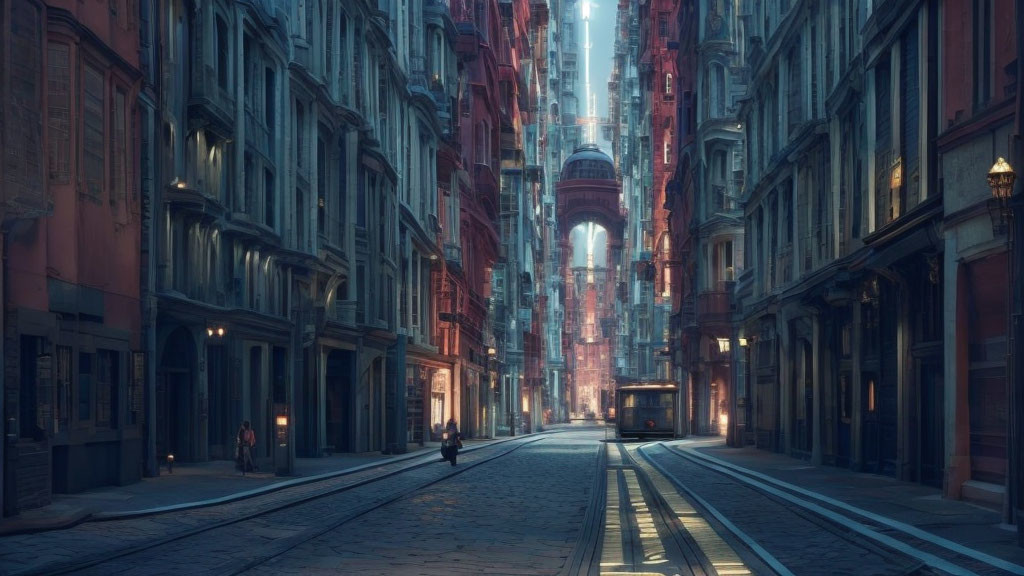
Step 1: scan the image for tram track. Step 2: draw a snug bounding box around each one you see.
[8,434,551,576]
[581,440,770,576]
[643,442,1024,576]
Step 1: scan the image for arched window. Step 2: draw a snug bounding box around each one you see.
[665,73,673,94]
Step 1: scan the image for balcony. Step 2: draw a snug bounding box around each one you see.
[409,55,428,88]
[444,243,462,268]
[696,291,731,326]
[189,57,235,133]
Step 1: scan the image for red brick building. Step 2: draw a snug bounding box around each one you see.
[2,0,143,514]
[667,0,699,434]
[453,0,504,437]
[643,0,679,385]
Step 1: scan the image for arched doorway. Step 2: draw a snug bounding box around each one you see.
[325,349,355,453]
[158,327,197,462]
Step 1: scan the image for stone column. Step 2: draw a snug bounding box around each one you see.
[851,299,864,471]
[811,311,822,465]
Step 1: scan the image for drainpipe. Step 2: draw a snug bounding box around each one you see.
[1,228,6,515]
[1013,0,1024,544]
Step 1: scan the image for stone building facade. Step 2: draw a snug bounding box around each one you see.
[727,0,1024,526]
[2,0,555,516]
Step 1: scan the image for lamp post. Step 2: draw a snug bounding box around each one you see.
[738,336,754,446]
[988,157,1018,529]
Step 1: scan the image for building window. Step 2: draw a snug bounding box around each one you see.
[295,101,305,169]
[48,43,71,183]
[325,1,334,76]
[412,257,420,329]
[79,352,93,421]
[83,64,105,199]
[112,88,128,207]
[216,15,229,90]
[378,65,389,149]
[264,67,275,126]
[665,73,672,94]
[296,187,306,251]
[659,14,668,37]
[96,350,119,428]
[973,0,992,109]
[874,56,893,227]
[357,172,367,227]
[339,14,349,103]
[264,168,275,228]
[317,136,327,234]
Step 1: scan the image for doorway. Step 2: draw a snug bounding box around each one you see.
[297,346,318,456]
[158,328,196,461]
[206,344,228,459]
[325,349,354,453]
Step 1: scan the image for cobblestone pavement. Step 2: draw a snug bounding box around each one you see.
[644,443,921,576]
[4,429,1022,576]
[643,442,1024,576]
[244,431,600,576]
[0,435,555,575]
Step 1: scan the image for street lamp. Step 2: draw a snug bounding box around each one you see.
[988,157,1019,529]
[738,336,755,446]
[989,157,1017,235]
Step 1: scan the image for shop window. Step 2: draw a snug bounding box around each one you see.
[79,352,93,421]
[96,349,119,429]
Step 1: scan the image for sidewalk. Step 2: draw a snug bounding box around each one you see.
[676,437,1024,570]
[0,437,494,536]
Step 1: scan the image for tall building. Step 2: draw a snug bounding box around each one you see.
[666,0,699,439]
[2,0,144,513]
[939,0,1022,513]
[612,0,676,408]
[678,0,747,438]
[726,0,1024,518]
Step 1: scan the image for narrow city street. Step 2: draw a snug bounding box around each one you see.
[2,426,1022,575]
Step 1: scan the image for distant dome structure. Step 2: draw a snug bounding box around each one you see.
[561,144,615,180]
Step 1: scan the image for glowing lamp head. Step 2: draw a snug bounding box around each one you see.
[276,415,288,427]
[989,157,1017,201]
[581,0,591,20]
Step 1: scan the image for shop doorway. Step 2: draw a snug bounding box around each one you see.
[158,328,196,462]
[325,349,354,453]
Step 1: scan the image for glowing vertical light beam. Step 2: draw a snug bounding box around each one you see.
[582,0,593,142]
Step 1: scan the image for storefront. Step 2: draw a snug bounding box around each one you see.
[406,364,452,443]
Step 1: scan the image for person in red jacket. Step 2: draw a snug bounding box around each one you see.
[237,420,257,475]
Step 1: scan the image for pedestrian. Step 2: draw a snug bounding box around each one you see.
[445,417,462,448]
[441,417,462,466]
[237,420,256,475]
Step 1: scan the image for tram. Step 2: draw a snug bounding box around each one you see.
[614,380,679,439]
